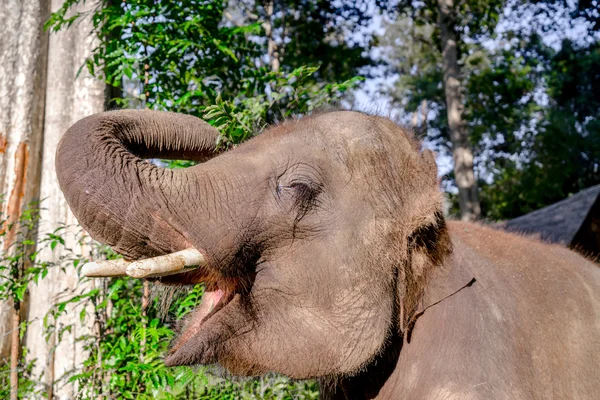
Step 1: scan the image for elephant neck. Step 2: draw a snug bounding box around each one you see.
[318,330,404,400]
[319,250,475,400]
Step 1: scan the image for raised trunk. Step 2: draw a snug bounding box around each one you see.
[56,110,221,260]
[436,0,480,221]
[0,0,49,362]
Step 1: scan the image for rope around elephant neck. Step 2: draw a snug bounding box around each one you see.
[405,277,477,343]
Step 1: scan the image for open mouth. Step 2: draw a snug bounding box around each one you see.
[166,283,236,359]
[80,248,244,366]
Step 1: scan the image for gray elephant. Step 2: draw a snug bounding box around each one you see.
[55,110,600,399]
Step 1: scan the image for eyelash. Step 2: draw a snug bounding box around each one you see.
[276,181,321,208]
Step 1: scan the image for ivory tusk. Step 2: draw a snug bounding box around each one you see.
[125,248,205,279]
[81,258,131,277]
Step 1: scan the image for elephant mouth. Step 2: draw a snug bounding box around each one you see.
[161,258,259,366]
[165,283,236,361]
[80,248,247,366]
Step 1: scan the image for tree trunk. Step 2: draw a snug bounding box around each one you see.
[9,302,20,400]
[0,0,50,364]
[264,1,280,72]
[436,0,481,221]
[24,0,106,398]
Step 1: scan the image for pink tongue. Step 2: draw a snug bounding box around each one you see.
[172,289,225,353]
[195,289,225,322]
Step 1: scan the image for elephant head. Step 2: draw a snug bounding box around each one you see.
[56,110,451,378]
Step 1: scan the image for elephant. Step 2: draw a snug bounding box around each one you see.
[55,109,600,399]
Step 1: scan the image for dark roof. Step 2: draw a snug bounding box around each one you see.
[504,184,600,246]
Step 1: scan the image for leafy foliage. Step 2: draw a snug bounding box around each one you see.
[0,202,84,399]
[0,356,38,400]
[204,67,361,145]
[248,0,373,82]
[0,204,48,305]
[380,1,600,220]
[481,39,600,219]
[46,0,363,145]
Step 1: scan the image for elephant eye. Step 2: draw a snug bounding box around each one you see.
[276,179,321,211]
[289,181,316,201]
[289,180,322,216]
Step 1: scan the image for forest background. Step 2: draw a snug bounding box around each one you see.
[0,0,598,398]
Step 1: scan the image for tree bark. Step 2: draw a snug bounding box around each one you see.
[0,0,50,364]
[264,1,280,72]
[24,1,106,398]
[436,0,481,221]
[9,302,20,400]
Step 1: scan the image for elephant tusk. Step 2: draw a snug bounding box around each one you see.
[81,249,205,279]
[125,248,205,279]
[81,258,131,277]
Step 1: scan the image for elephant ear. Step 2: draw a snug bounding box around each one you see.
[395,148,452,333]
[398,211,453,334]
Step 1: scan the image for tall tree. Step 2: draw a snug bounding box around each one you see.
[380,0,506,220]
[0,2,49,398]
[20,1,106,398]
[436,0,480,220]
[380,0,599,220]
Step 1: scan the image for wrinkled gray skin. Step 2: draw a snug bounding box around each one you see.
[56,110,600,399]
